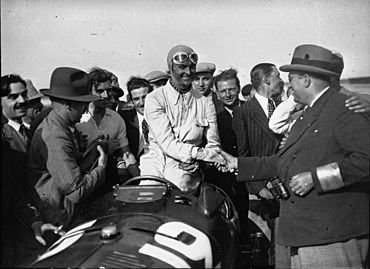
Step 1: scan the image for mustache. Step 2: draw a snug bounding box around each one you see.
[14,103,28,109]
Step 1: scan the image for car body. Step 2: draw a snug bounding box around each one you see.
[31,176,240,268]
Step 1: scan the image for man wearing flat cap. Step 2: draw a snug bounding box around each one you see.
[140,45,223,194]
[219,44,369,268]
[144,70,170,90]
[27,67,108,229]
[193,62,216,97]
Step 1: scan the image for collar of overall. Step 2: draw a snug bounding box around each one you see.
[170,79,191,95]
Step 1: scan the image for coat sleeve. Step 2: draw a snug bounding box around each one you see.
[44,131,105,204]
[311,104,370,193]
[237,155,279,182]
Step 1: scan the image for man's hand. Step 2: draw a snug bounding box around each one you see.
[97,145,108,167]
[218,150,238,172]
[258,187,274,199]
[122,152,137,166]
[279,133,289,149]
[289,171,314,197]
[345,95,370,113]
[31,221,66,246]
[196,148,225,165]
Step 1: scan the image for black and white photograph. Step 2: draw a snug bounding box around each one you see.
[1,0,369,268]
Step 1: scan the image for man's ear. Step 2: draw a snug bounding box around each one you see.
[264,75,270,86]
[302,74,311,88]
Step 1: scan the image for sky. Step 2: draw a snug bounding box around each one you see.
[2,0,370,98]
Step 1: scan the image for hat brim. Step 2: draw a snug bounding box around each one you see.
[112,86,124,98]
[149,77,170,83]
[28,93,44,101]
[40,89,100,103]
[279,64,340,77]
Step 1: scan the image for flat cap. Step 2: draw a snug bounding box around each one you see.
[144,70,170,82]
[196,62,216,74]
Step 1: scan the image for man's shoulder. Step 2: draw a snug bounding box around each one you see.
[118,108,136,120]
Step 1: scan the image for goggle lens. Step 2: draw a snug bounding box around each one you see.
[173,52,198,65]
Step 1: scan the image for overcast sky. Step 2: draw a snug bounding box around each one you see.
[2,0,370,97]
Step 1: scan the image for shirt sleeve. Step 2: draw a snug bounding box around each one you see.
[269,95,299,134]
[115,114,129,149]
[144,92,195,163]
[204,97,221,150]
[44,131,105,204]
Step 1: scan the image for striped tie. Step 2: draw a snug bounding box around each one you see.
[268,99,276,119]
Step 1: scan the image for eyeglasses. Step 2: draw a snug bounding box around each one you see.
[172,52,198,65]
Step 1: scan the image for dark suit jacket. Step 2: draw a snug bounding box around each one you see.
[232,97,283,194]
[118,108,143,159]
[204,101,249,220]
[237,88,369,247]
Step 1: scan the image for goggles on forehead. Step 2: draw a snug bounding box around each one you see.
[172,52,198,65]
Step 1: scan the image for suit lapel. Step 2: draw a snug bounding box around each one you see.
[250,98,277,140]
[280,88,335,155]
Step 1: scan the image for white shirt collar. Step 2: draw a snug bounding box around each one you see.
[309,86,330,107]
[137,111,144,126]
[254,92,272,118]
[7,119,23,132]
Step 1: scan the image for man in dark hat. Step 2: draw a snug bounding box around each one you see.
[140,45,224,194]
[27,67,108,229]
[241,84,256,101]
[218,44,369,268]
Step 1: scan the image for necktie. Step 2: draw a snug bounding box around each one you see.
[142,119,149,143]
[268,99,276,119]
[19,124,30,145]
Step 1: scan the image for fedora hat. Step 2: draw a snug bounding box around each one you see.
[280,44,340,77]
[40,67,99,103]
[25,79,43,101]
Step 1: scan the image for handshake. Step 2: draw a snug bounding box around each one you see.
[195,148,237,173]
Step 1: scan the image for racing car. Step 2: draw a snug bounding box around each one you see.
[31,175,240,268]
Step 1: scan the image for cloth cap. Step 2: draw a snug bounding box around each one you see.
[167,45,196,72]
[279,44,340,77]
[25,79,43,101]
[40,67,99,103]
[241,84,253,96]
[196,62,216,75]
[144,70,170,82]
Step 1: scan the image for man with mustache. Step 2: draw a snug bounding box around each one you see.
[140,45,223,194]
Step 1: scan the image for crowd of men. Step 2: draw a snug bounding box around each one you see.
[1,43,369,268]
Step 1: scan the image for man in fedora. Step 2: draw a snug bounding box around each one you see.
[140,44,224,194]
[27,67,108,229]
[218,44,369,268]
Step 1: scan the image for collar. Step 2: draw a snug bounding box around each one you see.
[170,79,192,94]
[309,86,330,107]
[137,111,144,126]
[7,119,23,132]
[166,80,194,106]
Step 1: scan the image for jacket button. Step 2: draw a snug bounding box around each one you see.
[290,199,295,204]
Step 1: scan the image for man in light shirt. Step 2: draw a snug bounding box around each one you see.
[140,44,223,194]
